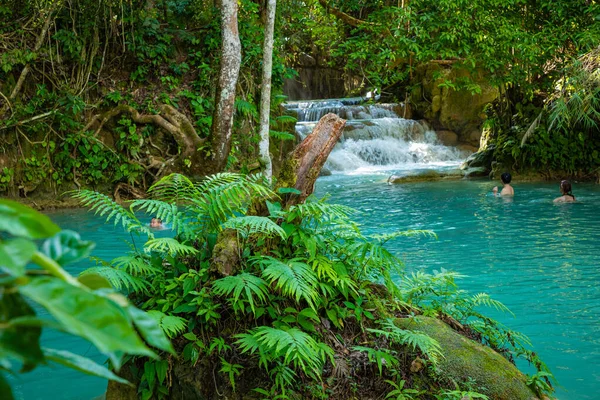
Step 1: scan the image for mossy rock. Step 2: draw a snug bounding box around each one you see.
[395,316,538,400]
[387,169,463,184]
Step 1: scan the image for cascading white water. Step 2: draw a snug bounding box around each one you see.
[284,98,470,174]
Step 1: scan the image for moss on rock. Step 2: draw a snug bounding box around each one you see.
[395,316,538,400]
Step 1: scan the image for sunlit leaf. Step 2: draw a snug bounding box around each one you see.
[19,277,155,369]
[43,348,131,385]
[0,200,60,239]
[0,238,37,277]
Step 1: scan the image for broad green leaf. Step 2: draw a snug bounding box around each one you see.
[155,359,168,385]
[43,348,131,385]
[0,372,14,400]
[78,273,112,290]
[0,200,60,239]
[0,292,43,372]
[144,361,156,390]
[277,187,301,195]
[127,306,175,354]
[41,230,95,265]
[0,238,37,277]
[19,277,155,369]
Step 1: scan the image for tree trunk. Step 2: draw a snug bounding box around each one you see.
[208,0,242,174]
[258,0,277,183]
[277,113,346,206]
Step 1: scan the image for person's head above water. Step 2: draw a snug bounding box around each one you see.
[501,172,512,184]
[560,180,573,196]
[150,218,163,228]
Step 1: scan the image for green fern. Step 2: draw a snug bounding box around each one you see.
[470,293,514,316]
[352,345,399,375]
[130,199,193,239]
[146,310,187,338]
[235,326,333,378]
[269,130,296,141]
[144,238,198,256]
[70,190,150,236]
[79,266,149,293]
[254,257,319,310]
[275,115,298,125]
[212,273,270,315]
[148,173,199,202]
[222,216,286,239]
[367,318,443,365]
[110,255,161,276]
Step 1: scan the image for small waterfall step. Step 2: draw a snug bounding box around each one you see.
[283,97,471,174]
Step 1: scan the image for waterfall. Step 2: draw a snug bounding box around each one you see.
[284,98,470,174]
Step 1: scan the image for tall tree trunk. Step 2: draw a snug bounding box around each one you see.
[208,0,242,174]
[258,0,277,183]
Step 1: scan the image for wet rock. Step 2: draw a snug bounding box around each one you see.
[387,169,464,184]
[395,316,539,400]
[436,130,458,146]
[463,167,489,178]
[457,144,479,154]
[320,166,332,176]
[460,145,495,171]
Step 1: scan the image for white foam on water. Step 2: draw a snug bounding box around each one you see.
[286,100,471,174]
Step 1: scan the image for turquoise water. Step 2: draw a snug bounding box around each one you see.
[10,178,600,399]
[10,212,153,400]
[317,176,600,399]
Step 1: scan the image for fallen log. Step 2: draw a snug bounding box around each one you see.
[277,113,346,206]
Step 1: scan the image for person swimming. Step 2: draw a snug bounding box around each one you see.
[150,218,164,228]
[554,180,576,203]
[492,172,515,197]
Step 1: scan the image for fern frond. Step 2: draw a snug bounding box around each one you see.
[112,255,161,276]
[290,200,356,222]
[352,346,399,375]
[521,111,543,147]
[254,257,319,309]
[130,199,193,238]
[79,267,149,293]
[148,173,199,202]
[368,319,443,365]
[70,190,150,236]
[269,130,296,141]
[235,326,333,377]
[213,273,270,315]
[470,293,514,316]
[144,238,198,256]
[146,310,187,338]
[275,115,298,125]
[222,216,286,239]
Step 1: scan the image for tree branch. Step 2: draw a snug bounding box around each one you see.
[317,0,376,27]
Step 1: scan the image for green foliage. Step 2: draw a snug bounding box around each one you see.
[0,200,172,398]
[74,173,550,398]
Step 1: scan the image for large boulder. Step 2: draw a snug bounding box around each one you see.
[395,316,539,400]
[411,63,499,146]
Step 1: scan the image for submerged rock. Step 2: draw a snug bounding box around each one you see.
[395,316,538,400]
[387,169,464,184]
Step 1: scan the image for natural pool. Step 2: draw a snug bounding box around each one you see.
[10,177,600,399]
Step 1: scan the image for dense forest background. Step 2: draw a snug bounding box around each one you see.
[0,0,599,199]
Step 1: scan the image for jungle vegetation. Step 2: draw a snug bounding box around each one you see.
[0,0,599,196]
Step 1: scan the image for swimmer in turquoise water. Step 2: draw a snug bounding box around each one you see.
[554,180,576,203]
[150,218,164,228]
[492,172,514,197]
